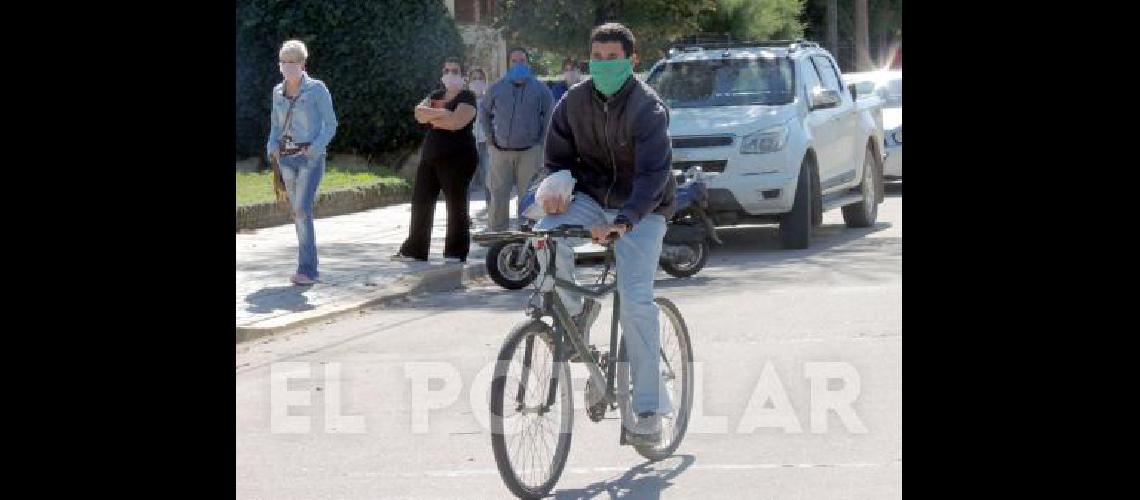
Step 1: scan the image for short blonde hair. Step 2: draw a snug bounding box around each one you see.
[279,40,308,62]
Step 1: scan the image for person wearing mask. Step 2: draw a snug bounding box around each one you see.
[265,39,337,286]
[392,57,478,263]
[528,23,677,446]
[467,67,490,193]
[478,48,554,232]
[549,58,582,103]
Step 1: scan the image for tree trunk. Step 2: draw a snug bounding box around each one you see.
[826,0,838,55]
[876,3,894,67]
[854,0,871,71]
[595,1,619,26]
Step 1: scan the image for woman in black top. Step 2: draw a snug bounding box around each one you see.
[394,57,479,263]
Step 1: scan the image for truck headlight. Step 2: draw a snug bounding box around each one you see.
[740,124,789,154]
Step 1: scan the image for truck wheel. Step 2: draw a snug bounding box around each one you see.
[842,146,879,228]
[780,160,813,249]
[811,161,823,228]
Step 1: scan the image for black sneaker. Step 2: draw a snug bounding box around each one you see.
[390,253,426,262]
[625,412,662,447]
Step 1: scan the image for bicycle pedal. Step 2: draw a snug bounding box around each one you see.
[570,345,599,363]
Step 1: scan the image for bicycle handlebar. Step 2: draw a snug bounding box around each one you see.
[472,225,620,245]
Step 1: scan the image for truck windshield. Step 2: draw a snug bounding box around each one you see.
[646,57,795,108]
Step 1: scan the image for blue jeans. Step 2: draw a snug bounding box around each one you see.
[278,153,325,279]
[533,194,673,416]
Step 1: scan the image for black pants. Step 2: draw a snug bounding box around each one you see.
[398,151,477,261]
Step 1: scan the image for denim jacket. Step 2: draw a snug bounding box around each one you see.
[266,72,338,159]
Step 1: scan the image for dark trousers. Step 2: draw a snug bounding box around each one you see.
[399,151,477,260]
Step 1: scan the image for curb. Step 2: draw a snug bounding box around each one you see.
[235,260,488,344]
[237,182,412,231]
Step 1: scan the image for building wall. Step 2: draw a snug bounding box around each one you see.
[444,0,506,81]
[460,25,506,81]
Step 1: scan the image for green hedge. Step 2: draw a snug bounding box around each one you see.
[236,0,465,160]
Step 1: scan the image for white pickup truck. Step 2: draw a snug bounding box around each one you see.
[646,40,885,249]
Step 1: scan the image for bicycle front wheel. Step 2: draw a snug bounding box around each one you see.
[490,320,574,499]
[617,297,695,461]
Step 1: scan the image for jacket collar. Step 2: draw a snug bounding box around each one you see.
[590,75,636,106]
[279,72,312,98]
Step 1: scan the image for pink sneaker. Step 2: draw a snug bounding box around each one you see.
[290,273,316,285]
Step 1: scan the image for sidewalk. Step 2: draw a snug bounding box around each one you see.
[236,189,516,342]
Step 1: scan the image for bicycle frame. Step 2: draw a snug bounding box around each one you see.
[517,235,622,413]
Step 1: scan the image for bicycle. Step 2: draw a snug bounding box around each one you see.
[473,225,695,499]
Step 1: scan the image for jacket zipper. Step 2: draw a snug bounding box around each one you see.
[603,100,617,209]
[504,83,526,148]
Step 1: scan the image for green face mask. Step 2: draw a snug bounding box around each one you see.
[588,58,633,96]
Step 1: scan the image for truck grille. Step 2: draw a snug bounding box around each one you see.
[671,135,734,148]
[673,160,727,173]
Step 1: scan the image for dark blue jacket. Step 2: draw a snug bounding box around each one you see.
[538,76,675,226]
[550,81,569,103]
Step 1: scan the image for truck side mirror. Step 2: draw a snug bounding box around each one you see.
[810,87,841,110]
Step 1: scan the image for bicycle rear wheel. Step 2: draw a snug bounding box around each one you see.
[490,320,574,499]
[616,297,694,461]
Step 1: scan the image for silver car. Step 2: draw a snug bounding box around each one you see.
[845,70,901,179]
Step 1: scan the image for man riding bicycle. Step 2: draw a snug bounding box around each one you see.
[529,22,677,447]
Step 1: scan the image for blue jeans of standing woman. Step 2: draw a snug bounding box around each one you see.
[278,153,325,279]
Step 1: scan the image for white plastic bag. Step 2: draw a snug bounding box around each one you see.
[525,170,575,219]
[536,170,576,201]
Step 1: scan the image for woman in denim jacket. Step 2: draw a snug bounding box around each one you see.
[266,40,338,285]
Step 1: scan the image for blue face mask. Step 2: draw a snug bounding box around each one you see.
[507,62,531,81]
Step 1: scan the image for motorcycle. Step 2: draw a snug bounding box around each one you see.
[485,167,721,290]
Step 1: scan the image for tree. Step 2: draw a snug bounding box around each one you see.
[697,0,806,42]
[235,0,465,160]
[801,0,901,71]
[496,0,716,70]
[827,0,838,54]
[854,0,869,70]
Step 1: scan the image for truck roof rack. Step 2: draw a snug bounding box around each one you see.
[668,38,821,54]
